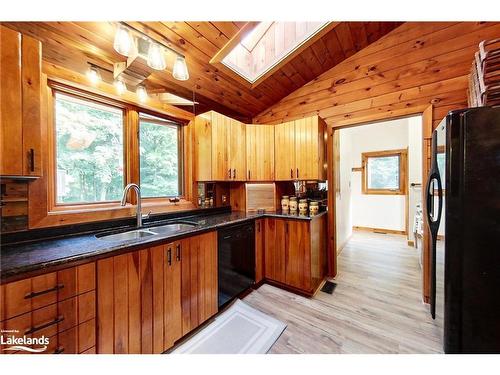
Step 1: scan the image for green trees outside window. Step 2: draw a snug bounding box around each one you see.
[55,93,124,204]
[139,116,181,198]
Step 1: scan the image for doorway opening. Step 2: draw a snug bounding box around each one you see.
[330,114,429,297]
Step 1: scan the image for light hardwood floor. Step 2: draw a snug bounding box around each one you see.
[243,230,443,353]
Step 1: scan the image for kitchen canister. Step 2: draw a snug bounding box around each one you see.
[289,196,298,213]
[299,199,308,215]
[309,201,319,216]
[281,195,290,213]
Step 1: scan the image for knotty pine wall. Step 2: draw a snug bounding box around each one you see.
[253,22,500,129]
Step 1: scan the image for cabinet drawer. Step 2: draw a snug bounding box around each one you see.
[0,290,95,348]
[56,318,95,354]
[1,263,96,321]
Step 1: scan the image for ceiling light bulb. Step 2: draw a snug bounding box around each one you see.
[172,55,189,81]
[136,85,148,102]
[114,80,127,95]
[147,42,166,70]
[87,66,101,85]
[113,25,133,57]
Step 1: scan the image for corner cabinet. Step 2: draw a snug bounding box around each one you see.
[264,215,327,295]
[275,116,327,181]
[194,111,246,182]
[0,25,42,177]
[96,231,217,354]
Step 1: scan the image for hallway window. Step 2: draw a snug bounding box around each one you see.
[362,149,407,195]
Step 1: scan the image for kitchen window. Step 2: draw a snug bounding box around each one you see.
[54,92,125,204]
[361,149,407,195]
[139,113,183,198]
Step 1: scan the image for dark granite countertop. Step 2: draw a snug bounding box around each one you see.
[0,209,326,284]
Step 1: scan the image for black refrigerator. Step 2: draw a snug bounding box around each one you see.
[426,106,500,353]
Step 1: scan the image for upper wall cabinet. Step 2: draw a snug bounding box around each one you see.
[246,124,275,181]
[194,111,246,182]
[0,26,42,177]
[275,115,327,181]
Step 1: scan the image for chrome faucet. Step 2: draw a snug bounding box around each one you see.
[121,183,150,228]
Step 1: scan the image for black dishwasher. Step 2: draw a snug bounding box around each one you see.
[217,222,255,308]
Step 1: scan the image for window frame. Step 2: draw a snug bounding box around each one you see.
[47,81,187,213]
[361,148,408,195]
[138,112,184,199]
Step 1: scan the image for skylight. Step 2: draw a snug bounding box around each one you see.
[222,22,329,84]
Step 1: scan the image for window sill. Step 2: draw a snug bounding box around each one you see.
[34,199,196,228]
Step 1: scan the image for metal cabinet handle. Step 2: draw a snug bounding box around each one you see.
[290,169,293,179]
[228,169,231,179]
[167,248,172,266]
[29,148,35,172]
[24,284,64,299]
[176,244,181,261]
[297,168,299,179]
[54,347,65,354]
[25,316,65,335]
[233,169,236,179]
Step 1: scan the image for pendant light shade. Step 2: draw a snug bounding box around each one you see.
[114,25,133,57]
[147,42,166,70]
[172,55,189,81]
[114,79,127,95]
[87,66,101,85]
[136,85,148,102]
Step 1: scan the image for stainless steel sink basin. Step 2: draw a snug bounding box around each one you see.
[97,229,156,241]
[147,222,198,234]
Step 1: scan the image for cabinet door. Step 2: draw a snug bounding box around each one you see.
[246,124,275,181]
[0,26,23,175]
[264,218,286,283]
[211,112,231,181]
[295,116,319,180]
[97,248,168,354]
[229,118,246,181]
[194,115,212,181]
[21,34,42,176]
[0,27,41,177]
[255,219,264,283]
[164,241,182,349]
[285,221,311,291]
[274,120,296,180]
[181,231,217,335]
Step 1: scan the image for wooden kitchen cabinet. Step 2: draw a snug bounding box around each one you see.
[181,231,218,335]
[274,116,327,181]
[263,215,327,295]
[255,219,265,283]
[274,120,296,181]
[96,231,217,353]
[246,124,275,181]
[194,111,246,181]
[0,25,42,177]
[0,263,96,354]
[163,240,182,349]
[97,246,171,354]
[263,218,286,284]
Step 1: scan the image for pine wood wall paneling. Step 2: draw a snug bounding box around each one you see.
[254,22,500,127]
[2,22,399,119]
[0,26,23,175]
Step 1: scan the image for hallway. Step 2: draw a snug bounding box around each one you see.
[244,230,443,353]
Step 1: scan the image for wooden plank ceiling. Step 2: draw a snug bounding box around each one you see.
[3,21,401,122]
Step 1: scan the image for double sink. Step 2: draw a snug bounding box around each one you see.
[96,221,198,242]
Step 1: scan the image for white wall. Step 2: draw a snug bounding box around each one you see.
[407,116,423,240]
[335,130,353,251]
[336,116,422,237]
